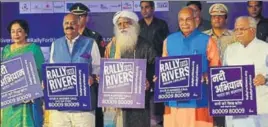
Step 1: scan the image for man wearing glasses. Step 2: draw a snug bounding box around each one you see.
[224,16,268,127]
[162,7,220,127]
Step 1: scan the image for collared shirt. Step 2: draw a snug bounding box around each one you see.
[204,29,235,61]
[224,37,268,114]
[162,29,221,108]
[66,35,80,53]
[49,35,101,75]
[139,17,169,56]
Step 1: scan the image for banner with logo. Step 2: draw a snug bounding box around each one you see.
[42,63,91,110]
[98,59,147,108]
[1,52,43,109]
[209,65,257,116]
[154,55,202,102]
[2,1,268,63]
[133,1,169,11]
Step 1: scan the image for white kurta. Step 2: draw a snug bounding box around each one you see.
[223,38,268,127]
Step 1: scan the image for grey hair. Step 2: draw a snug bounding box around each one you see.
[235,16,257,29]
[114,17,140,35]
[179,7,197,18]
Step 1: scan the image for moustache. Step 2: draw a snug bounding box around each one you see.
[120,29,128,33]
[65,27,74,30]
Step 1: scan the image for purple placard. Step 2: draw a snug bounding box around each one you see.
[42,63,90,110]
[209,65,257,116]
[154,55,202,102]
[98,58,147,108]
[1,52,43,108]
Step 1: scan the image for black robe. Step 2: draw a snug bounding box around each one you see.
[120,36,157,127]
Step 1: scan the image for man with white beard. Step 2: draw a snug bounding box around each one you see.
[104,10,157,127]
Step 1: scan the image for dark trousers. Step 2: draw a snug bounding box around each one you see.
[214,116,225,127]
[95,107,103,127]
[93,81,103,127]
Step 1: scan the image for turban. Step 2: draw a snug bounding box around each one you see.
[113,11,139,25]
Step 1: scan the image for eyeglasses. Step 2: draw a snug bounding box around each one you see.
[179,17,195,23]
[234,27,251,32]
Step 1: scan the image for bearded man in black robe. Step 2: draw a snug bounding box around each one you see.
[103,10,157,127]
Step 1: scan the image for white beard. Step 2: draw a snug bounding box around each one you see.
[114,24,139,54]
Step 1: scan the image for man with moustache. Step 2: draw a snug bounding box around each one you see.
[247,1,268,42]
[104,10,157,127]
[48,13,100,127]
[224,16,268,127]
[162,7,220,127]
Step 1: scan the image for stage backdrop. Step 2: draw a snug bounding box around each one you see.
[1,1,268,62]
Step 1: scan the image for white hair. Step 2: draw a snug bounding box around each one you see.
[179,7,197,18]
[235,16,257,29]
[114,18,140,35]
[114,18,140,54]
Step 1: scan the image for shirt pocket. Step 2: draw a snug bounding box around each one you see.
[78,53,91,63]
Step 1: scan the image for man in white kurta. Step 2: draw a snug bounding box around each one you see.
[224,16,268,127]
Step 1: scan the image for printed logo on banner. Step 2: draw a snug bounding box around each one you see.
[66,3,75,12]
[211,67,243,101]
[109,3,122,12]
[42,63,91,110]
[102,62,134,94]
[159,58,190,89]
[42,2,53,13]
[46,66,78,97]
[53,1,65,13]
[154,55,202,102]
[88,3,101,12]
[209,65,257,116]
[156,2,168,8]
[1,58,28,92]
[89,4,99,8]
[122,1,134,11]
[98,59,146,109]
[110,4,121,8]
[30,2,53,13]
[1,52,43,108]
[30,2,43,13]
[133,1,141,12]
[20,2,31,14]
[100,4,108,9]
[100,4,109,12]
[155,1,169,11]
